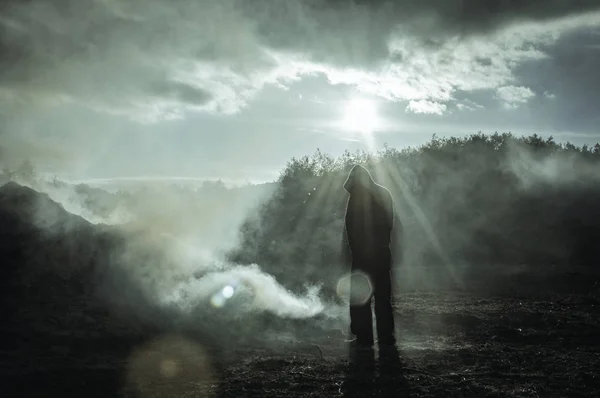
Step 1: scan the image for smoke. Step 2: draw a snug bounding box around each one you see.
[161,264,325,319]
[4,131,599,357]
[16,175,346,343]
[92,210,347,348]
[0,166,348,352]
[85,134,598,321]
[109,228,331,321]
[29,178,134,225]
[504,139,600,188]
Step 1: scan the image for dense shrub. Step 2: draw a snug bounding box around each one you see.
[228,133,600,293]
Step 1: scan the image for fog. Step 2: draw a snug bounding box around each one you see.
[229,133,600,297]
[0,170,348,350]
[2,132,600,354]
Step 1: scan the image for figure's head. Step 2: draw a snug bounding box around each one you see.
[344,165,374,193]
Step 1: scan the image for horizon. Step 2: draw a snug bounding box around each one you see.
[5,130,600,189]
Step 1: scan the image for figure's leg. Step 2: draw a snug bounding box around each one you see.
[374,266,396,346]
[349,300,373,346]
[349,269,374,346]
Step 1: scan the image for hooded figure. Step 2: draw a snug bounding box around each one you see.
[343,165,396,348]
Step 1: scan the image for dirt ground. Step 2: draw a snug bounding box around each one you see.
[2,286,599,398]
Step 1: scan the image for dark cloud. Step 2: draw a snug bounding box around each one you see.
[352,0,600,27]
[148,80,213,106]
[247,0,600,63]
[414,0,600,33]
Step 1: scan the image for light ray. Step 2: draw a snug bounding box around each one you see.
[378,161,462,287]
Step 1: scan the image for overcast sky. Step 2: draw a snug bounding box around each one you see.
[1,0,599,183]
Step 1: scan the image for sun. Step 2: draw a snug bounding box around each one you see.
[341,98,380,135]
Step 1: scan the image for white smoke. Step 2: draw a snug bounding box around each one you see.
[89,203,337,324]
[161,263,325,319]
[504,139,600,189]
[142,235,330,320]
[5,174,340,330]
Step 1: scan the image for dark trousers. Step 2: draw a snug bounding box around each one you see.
[350,247,395,346]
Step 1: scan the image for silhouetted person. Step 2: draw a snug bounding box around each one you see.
[343,165,396,349]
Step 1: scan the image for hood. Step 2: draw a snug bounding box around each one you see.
[343,165,376,193]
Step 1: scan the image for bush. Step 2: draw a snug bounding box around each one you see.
[228,132,600,292]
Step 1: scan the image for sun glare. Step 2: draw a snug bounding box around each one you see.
[341,98,380,135]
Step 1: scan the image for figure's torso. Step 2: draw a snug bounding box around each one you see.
[345,185,393,257]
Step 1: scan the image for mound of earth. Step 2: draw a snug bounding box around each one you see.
[0,182,159,341]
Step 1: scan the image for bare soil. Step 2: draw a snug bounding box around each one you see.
[2,287,599,397]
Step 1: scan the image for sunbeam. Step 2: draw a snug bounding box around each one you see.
[377,160,462,287]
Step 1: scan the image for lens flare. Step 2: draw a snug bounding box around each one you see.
[210,282,237,308]
[160,359,179,378]
[126,335,216,398]
[336,271,373,306]
[210,293,226,308]
[222,285,235,298]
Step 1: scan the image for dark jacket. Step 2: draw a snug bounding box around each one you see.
[343,165,394,259]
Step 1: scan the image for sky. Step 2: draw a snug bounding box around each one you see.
[0,0,599,183]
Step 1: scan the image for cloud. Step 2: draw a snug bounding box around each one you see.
[544,91,558,99]
[0,0,291,120]
[495,86,536,108]
[406,100,447,115]
[0,0,599,120]
[456,99,485,112]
